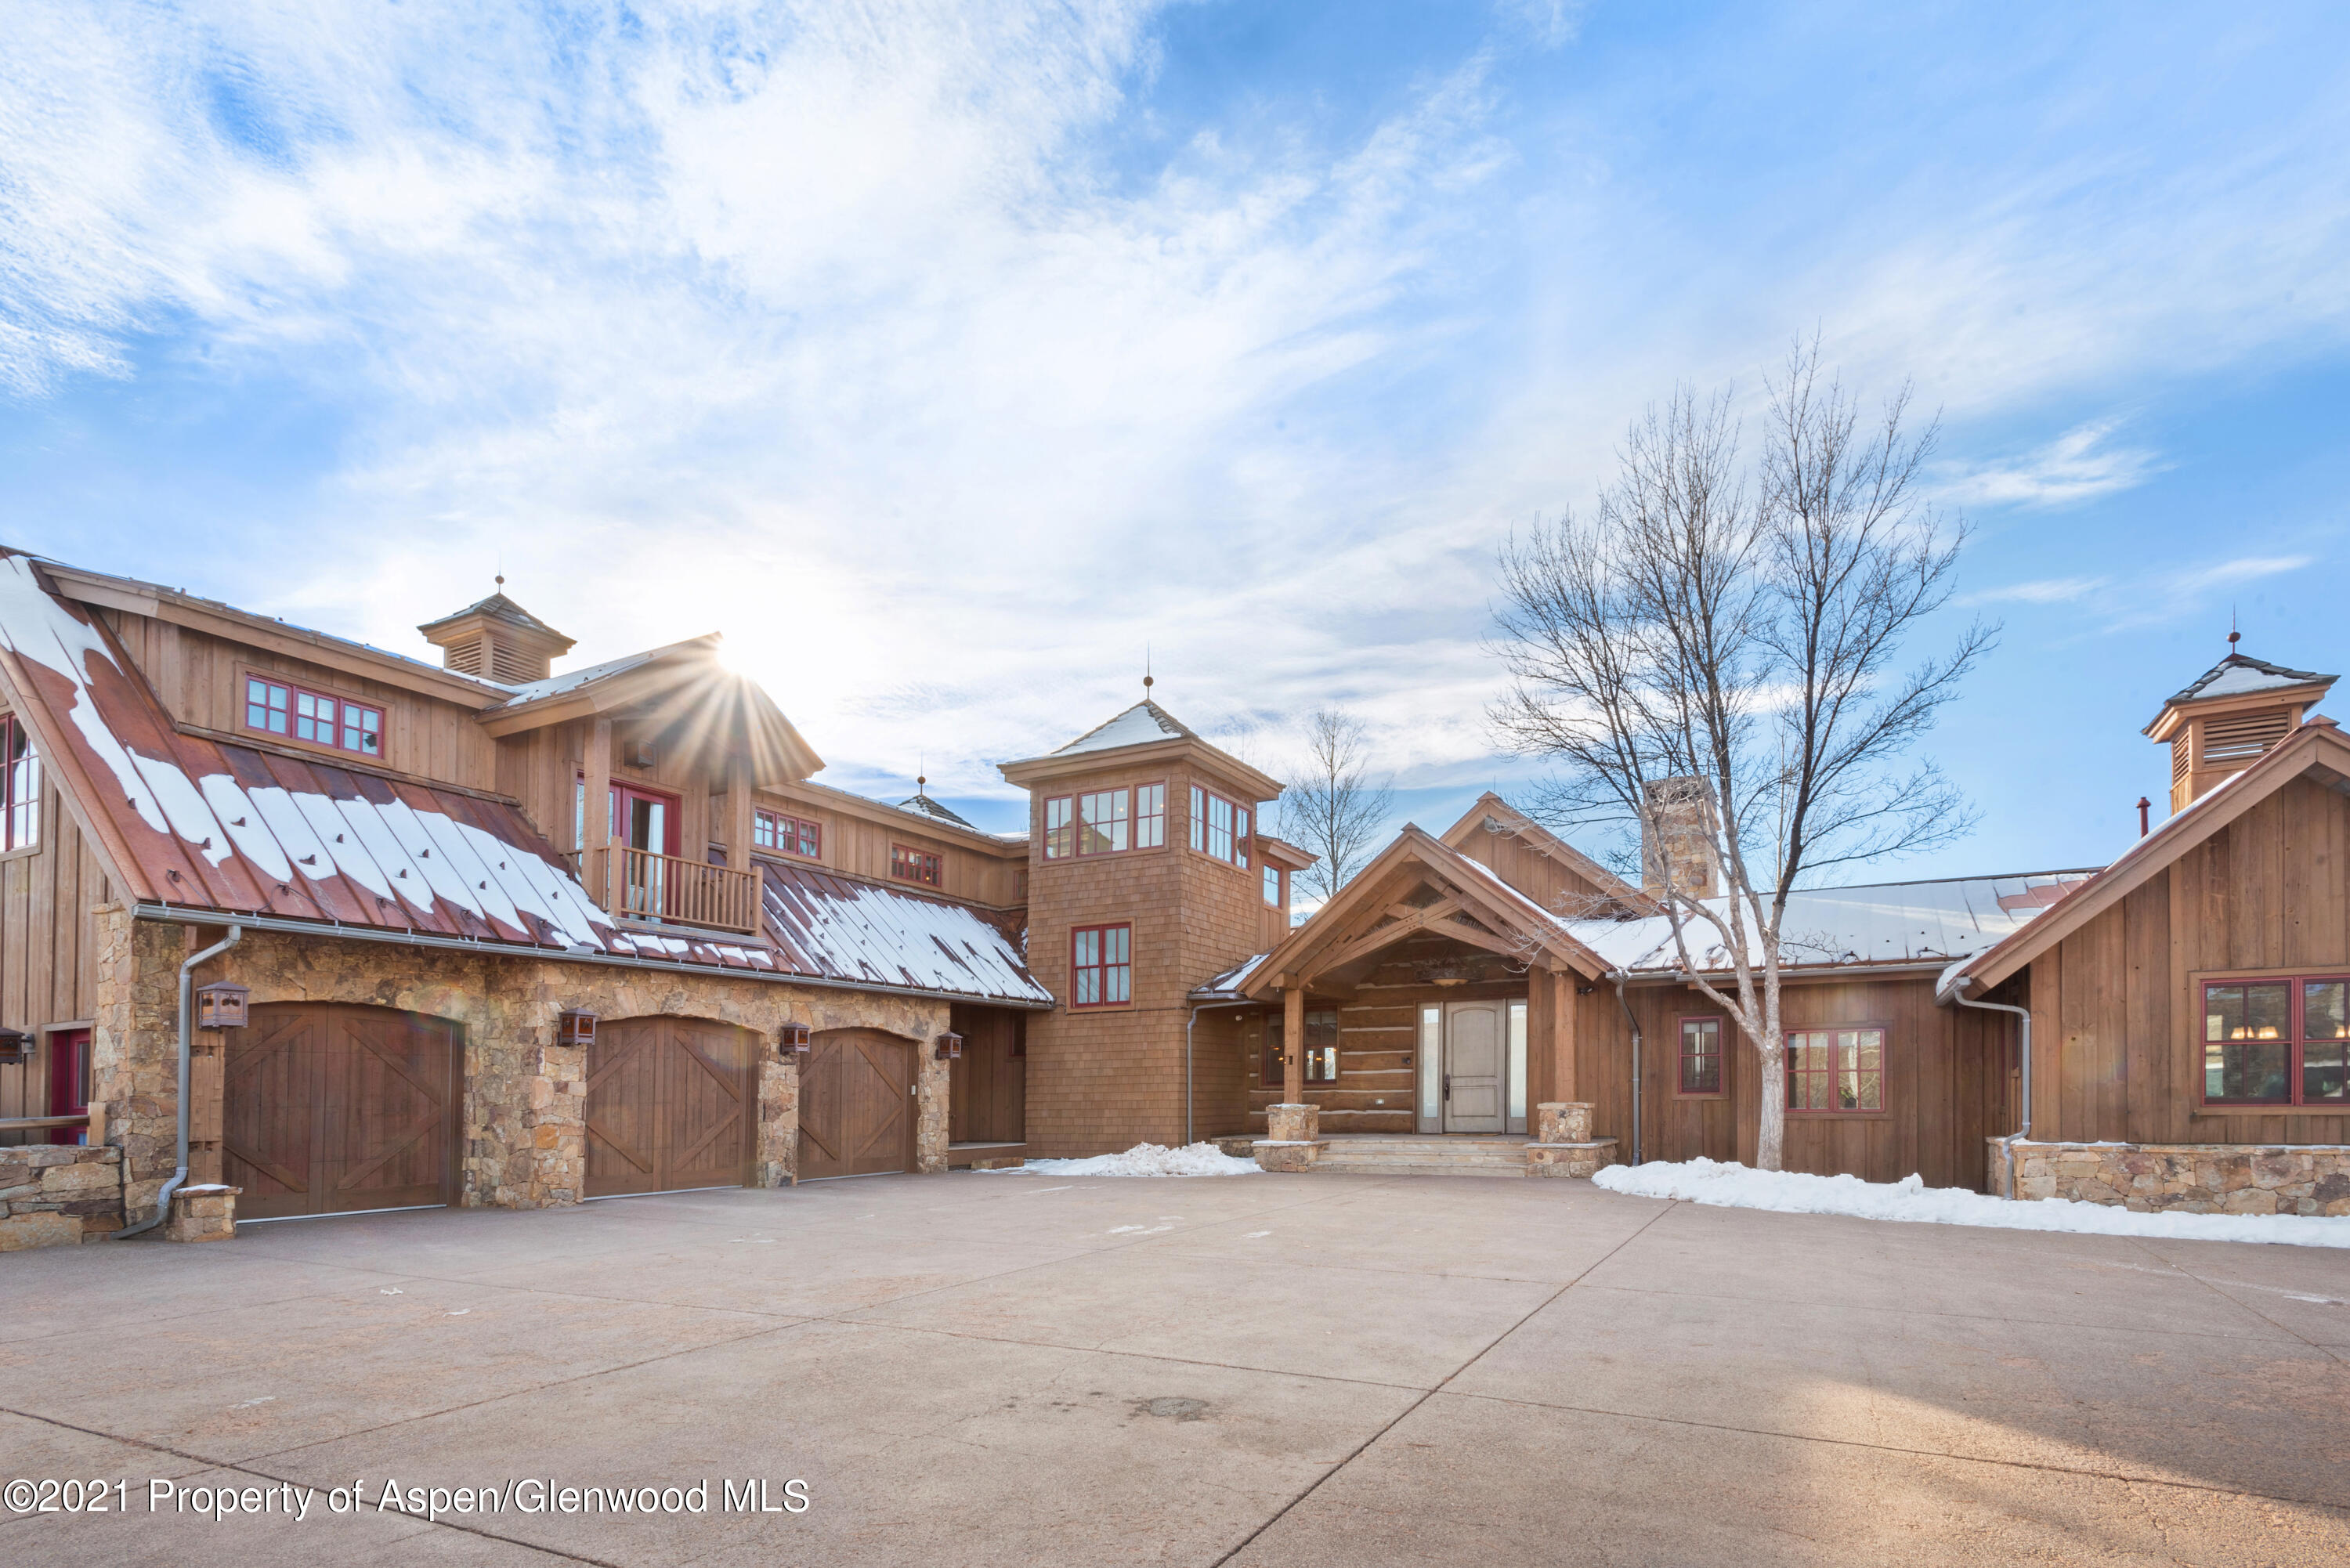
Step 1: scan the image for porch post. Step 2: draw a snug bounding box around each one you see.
[584,717,613,907]
[1552,969,1578,1104]
[1282,983,1305,1103]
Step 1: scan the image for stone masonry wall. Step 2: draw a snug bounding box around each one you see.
[0,1143,124,1250]
[1991,1138,2350,1216]
[96,916,955,1222]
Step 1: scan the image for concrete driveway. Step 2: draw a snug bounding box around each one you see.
[3,1171,2347,1566]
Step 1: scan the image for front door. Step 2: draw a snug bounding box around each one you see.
[1443,999,1506,1133]
[609,782,682,918]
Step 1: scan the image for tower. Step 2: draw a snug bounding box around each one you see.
[2144,641,2337,814]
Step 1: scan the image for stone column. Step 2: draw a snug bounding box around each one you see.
[916,1031,951,1173]
[1254,1100,1323,1172]
[90,907,188,1229]
[1527,1101,1617,1179]
[757,1052,798,1187]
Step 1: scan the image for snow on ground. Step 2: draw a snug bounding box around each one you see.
[1594,1158,2350,1248]
[981,1142,1262,1177]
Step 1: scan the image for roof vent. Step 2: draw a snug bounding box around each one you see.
[417,586,576,685]
[2144,645,2337,813]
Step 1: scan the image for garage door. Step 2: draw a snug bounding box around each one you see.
[226,1005,459,1221]
[584,1017,757,1198]
[799,1029,913,1180]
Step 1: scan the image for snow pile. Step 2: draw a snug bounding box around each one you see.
[1593,1158,2350,1248]
[982,1142,1262,1178]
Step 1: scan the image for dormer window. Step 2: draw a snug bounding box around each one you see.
[244,675,383,758]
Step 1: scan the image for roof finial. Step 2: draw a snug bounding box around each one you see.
[1144,643,1154,697]
[2228,606,2240,649]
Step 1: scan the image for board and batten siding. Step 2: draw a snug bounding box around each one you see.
[2027,771,2350,1148]
[0,775,114,1140]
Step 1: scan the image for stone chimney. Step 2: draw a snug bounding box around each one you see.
[1640,775,1718,900]
[2143,645,2336,814]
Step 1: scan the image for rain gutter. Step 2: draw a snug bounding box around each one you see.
[1950,977,2032,1198]
[118,924,243,1239]
[1609,969,1642,1165]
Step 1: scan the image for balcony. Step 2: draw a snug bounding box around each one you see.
[566,847,762,937]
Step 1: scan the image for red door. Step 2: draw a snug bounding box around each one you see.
[609,782,682,918]
[47,1028,91,1145]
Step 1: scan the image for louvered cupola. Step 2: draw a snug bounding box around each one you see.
[418,586,576,685]
[2144,640,2337,813]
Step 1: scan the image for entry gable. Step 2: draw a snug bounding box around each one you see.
[1437,791,1650,916]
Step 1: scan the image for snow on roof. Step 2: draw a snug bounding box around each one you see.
[1050,700,1196,757]
[759,862,1050,1005]
[896,790,974,828]
[490,638,718,705]
[2164,652,2336,707]
[1188,952,1270,1000]
[1564,869,2100,976]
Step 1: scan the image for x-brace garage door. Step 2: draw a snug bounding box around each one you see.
[798,1029,914,1180]
[226,1004,459,1220]
[584,1017,757,1198]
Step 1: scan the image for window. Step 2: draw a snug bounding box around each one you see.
[1679,1017,1725,1096]
[1236,807,1250,869]
[1071,923,1131,1007]
[1264,1008,1339,1083]
[2204,976,2348,1106]
[0,714,38,851]
[891,844,943,887]
[243,675,381,757]
[1787,1028,1883,1112]
[1188,784,1253,867]
[1263,864,1282,908]
[1079,789,1130,854]
[1189,786,1204,852]
[1043,797,1074,860]
[754,808,821,860]
[1135,783,1166,849]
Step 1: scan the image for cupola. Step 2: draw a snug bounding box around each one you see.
[2144,638,2337,813]
[417,583,576,685]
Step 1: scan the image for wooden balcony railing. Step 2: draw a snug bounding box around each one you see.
[0,1111,96,1147]
[562,847,761,936]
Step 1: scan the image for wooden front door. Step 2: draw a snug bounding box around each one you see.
[1443,999,1506,1133]
[226,1005,459,1220]
[948,1006,1025,1145]
[584,1017,757,1198]
[799,1029,914,1180]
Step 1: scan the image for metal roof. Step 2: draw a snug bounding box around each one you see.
[2162,652,2335,707]
[759,862,1050,1005]
[1049,700,1195,757]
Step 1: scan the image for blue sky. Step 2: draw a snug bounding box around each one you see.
[3,2,2346,886]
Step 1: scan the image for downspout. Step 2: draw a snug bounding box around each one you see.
[1184,1000,1256,1147]
[118,923,244,1239]
[1609,969,1642,1165]
[1951,977,2030,1199]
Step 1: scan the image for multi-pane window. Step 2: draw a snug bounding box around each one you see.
[2204,977,2348,1105]
[1787,1028,1883,1112]
[1043,797,1075,859]
[0,714,39,851]
[1679,1017,1724,1095]
[1236,807,1250,869]
[891,844,942,887]
[1263,864,1282,909]
[244,676,381,757]
[1079,789,1130,854]
[1135,783,1166,848]
[1071,923,1131,1007]
[1188,785,1252,866]
[754,808,821,860]
[1264,1008,1340,1083]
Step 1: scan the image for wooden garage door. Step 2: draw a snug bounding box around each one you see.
[585,1017,757,1198]
[799,1029,914,1180]
[226,1005,459,1221]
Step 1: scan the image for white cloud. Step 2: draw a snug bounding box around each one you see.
[1940,417,2168,508]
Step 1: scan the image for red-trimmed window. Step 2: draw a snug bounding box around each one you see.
[2204,977,2349,1106]
[1787,1028,1883,1112]
[1190,785,1251,865]
[1071,923,1131,1007]
[1679,1017,1724,1095]
[244,675,382,757]
[1043,797,1074,859]
[891,844,943,887]
[754,808,821,860]
[47,1027,91,1140]
[0,714,39,851]
[1135,782,1166,848]
[1079,788,1130,854]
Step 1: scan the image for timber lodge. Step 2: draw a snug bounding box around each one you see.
[2,547,2347,1248]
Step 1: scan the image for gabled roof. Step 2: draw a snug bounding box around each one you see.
[1052,700,1195,757]
[1239,823,1611,997]
[1438,791,1648,912]
[758,862,1050,1006]
[416,591,573,649]
[2143,650,2336,735]
[896,789,974,828]
[1945,717,2350,998]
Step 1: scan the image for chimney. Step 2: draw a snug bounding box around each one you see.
[2142,642,2337,814]
[1640,775,1719,900]
[417,587,576,685]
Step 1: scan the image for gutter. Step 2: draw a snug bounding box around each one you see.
[129,905,1055,1012]
[118,924,243,1238]
[1184,1000,1258,1146]
[1949,977,2031,1198]
[1609,969,1642,1165]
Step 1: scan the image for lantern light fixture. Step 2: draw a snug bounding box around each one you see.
[195,981,251,1030]
[556,1009,598,1047]
[0,1028,29,1060]
[778,1021,811,1055]
[935,1031,964,1061]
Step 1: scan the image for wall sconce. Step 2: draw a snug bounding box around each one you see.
[195,982,251,1030]
[778,1021,811,1057]
[556,1009,598,1047]
[935,1031,964,1061]
[0,1028,28,1060]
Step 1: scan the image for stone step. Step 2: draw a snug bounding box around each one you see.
[1315,1151,1527,1169]
[1306,1160,1527,1178]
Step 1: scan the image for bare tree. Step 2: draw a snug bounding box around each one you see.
[1490,340,1994,1169]
[1282,708,1396,904]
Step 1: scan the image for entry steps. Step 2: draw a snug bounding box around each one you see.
[1308,1134,1531,1178]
